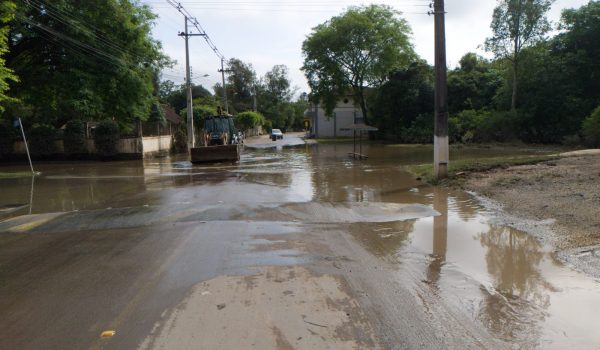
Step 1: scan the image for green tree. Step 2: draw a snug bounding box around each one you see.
[214,58,257,114]
[63,119,86,155]
[552,1,600,123]
[162,82,214,114]
[6,0,169,128]
[0,1,17,114]
[180,104,217,130]
[485,0,554,111]
[447,53,503,114]
[368,61,434,142]
[302,4,415,124]
[508,1,600,144]
[262,65,293,104]
[256,64,295,126]
[582,106,600,147]
[236,111,264,133]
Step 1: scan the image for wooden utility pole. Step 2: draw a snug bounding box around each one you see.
[178,18,205,151]
[433,0,449,179]
[182,18,194,151]
[218,58,233,114]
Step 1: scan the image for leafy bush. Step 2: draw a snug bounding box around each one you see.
[180,105,217,130]
[94,120,120,157]
[262,119,273,134]
[172,124,187,153]
[400,114,433,143]
[29,124,57,156]
[582,106,600,147]
[0,120,16,157]
[475,110,521,143]
[562,134,582,147]
[236,111,265,132]
[449,109,487,143]
[63,120,87,154]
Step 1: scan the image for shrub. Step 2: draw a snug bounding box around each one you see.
[63,120,87,155]
[582,106,600,147]
[262,119,273,134]
[450,109,488,143]
[474,110,520,143]
[29,124,57,156]
[180,105,217,130]
[562,134,582,147]
[236,111,265,132]
[400,114,433,143]
[0,120,16,157]
[94,120,120,157]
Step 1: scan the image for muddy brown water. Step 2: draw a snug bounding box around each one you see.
[1,143,599,349]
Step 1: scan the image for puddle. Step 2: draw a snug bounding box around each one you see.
[350,187,600,349]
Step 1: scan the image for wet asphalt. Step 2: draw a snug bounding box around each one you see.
[1,140,600,349]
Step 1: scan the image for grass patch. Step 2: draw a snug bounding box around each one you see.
[404,154,557,186]
[0,171,35,179]
[314,137,359,144]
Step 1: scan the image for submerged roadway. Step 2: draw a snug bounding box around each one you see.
[1,135,599,349]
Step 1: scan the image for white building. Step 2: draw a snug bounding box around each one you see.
[304,98,365,138]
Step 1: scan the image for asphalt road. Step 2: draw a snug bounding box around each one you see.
[1,144,599,349]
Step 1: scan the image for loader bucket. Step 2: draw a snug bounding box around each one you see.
[190,144,240,163]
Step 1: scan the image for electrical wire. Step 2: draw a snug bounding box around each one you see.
[164,0,226,61]
[24,0,153,64]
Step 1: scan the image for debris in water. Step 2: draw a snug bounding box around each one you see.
[100,330,116,338]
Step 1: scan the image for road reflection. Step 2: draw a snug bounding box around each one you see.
[1,144,600,348]
[427,187,448,287]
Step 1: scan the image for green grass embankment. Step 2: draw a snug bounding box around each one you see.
[405,154,557,186]
[0,172,35,179]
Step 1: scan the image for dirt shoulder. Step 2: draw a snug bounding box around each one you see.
[462,151,600,276]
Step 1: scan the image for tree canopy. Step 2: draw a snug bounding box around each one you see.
[0,1,17,114]
[302,4,416,124]
[5,0,169,129]
[485,0,554,110]
[213,58,258,114]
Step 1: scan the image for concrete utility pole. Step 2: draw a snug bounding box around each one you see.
[433,0,449,179]
[218,58,233,114]
[178,17,205,151]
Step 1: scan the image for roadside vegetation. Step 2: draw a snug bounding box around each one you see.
[302,2,600,147]
[0,1,599,154]
[405,154,557,186]
[159,61,308,136]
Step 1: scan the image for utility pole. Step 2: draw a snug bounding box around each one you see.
[432,0,449,179]
[218,58,233,114]
[178,17,205,151]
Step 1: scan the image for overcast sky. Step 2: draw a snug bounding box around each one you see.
[142,0,590,95]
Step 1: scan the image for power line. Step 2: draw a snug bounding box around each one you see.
[17,14,133,68]
[164,0,225,61]
[24,0,152,64]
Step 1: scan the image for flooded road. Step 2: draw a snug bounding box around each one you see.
[1,143,599,349]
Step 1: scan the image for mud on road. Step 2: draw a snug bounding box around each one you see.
[2,144,600,349]
[463,152,600,277]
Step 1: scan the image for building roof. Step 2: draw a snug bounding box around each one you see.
[161,104,182,124]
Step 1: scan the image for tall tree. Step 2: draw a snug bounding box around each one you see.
[6,0,169,128]
[214,58,257,114]
[485,0,553,111]
[262,64,293,103]
[256,64,294,125]
[302,4,415,124]
[369,60,434,142]
[0,1,17,114]
[447,53,503,114]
